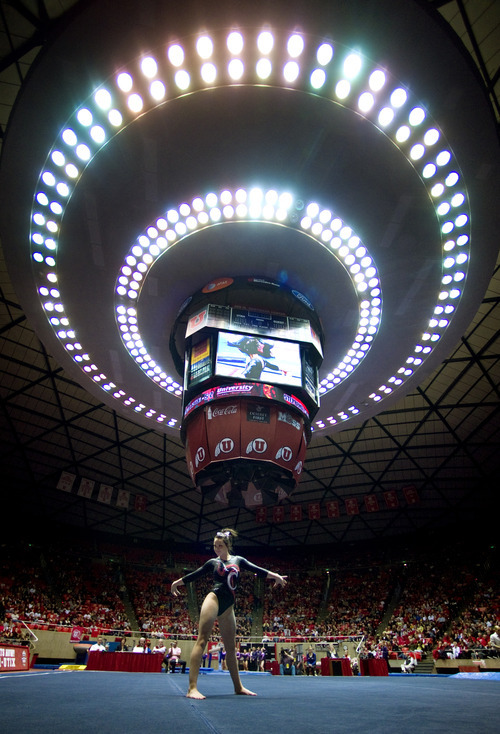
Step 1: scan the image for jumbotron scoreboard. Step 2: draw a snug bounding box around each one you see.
[169,276,324,507]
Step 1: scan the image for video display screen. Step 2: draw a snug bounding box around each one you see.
[302,351,319,403]
[215,331,302,387]
[188,336,212,386]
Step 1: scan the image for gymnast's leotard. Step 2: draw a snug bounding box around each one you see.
[181,556,269,615]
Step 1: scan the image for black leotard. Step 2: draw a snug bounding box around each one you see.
[181,556,269,616]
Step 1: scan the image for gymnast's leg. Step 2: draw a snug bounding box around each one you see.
[186,592,218,699]
[218,605,257,696]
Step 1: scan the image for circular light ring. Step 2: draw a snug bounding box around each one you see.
[114,188,382,396]
[28,25,472,431]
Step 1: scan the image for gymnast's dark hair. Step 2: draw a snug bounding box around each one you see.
[215,527,238,551]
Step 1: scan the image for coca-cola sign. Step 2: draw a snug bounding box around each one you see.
[207,404,238,419]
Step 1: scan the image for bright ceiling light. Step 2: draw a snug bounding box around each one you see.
[257,31,274,55]
[22,22,475,432]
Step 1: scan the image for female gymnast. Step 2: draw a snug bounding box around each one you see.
[170,528,287,699]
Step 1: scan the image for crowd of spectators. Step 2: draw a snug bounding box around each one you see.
[0,541,129,637]
[124,564,195,638]
[1,536,498,663]
[262,572,325,638]
[318,565,392,640]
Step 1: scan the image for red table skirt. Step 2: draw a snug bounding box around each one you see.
[86,651,163,673]
[359,658,388,676]
[320,657,353,676]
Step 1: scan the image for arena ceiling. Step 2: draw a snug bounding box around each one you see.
[0,0,499,551]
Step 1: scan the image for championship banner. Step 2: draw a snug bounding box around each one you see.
[57,471,76,492]
[364,494,379,513]
[403,485,419,504]
[272,505,285,523]
[255,506,267,523]
[134,494,147,512]
[308,502,321,520]
[97,483,113,504]
[383,490,399,509]
[116,489,130,509]
[345,497,359,516]
[290,504,303,521]
[326,500,340,518]
[78,477,94,498]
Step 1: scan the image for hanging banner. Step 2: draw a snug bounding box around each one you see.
[364,495,379,513]
[134,494,147,512]
[255,506,267,523]
[116,489,130,509]
[403,485,419,504]
[383,490,399,509]
[97,484,113,504]
[57,471,76,492]
[70,626,85,643]
[308,502,321,520]
[272,505,285,523]
[326,500,340,518]
[78,477,94,499]
[290,504,303,521]
[345,497,359,516]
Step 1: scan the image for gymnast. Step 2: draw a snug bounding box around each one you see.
[170,528,287,699]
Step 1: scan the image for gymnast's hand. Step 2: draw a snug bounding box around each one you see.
[170,578,184,596]
[269,572,287,588]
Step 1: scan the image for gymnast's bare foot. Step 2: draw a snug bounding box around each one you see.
[186,688,206,699]
[236,686,257,696]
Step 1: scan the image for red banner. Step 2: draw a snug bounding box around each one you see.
[272,505,285,523]
[403,485,419,504]
[255,506,267,523]
[0,645,30,672]
[345,497,359,515]
[383,490,399,509]
[308,502,321,520]
[326,500,340,518]
[134,494,148,512]
[364,495,379,513]
[70,626,85,643]
[290,504,303,521]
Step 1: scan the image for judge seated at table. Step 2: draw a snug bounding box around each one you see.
[133,637,150,653]
[89,636,108,652]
